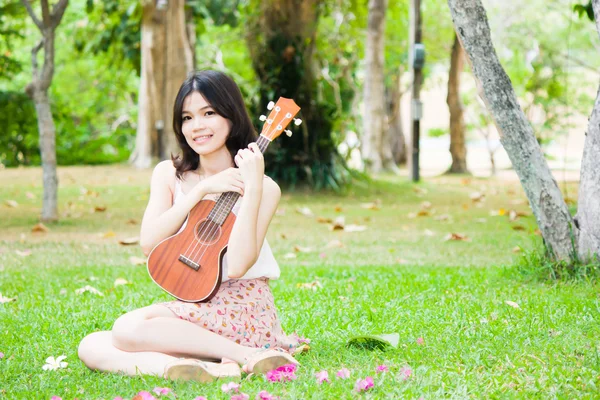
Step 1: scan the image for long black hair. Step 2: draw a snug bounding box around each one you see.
[171,70,257,179]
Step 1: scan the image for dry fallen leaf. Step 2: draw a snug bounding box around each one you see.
[75,285,104,296]
[118,237,139,246]
[26,192,35,199]
[344,224,367,232]
[460,178,472,186]
[5,200,18,208]
[330,216,345,231]
[295,207,314,217]
[94,206,107,212]
[334,205,343,213]
[434,214,451,222]
[293,245,312,253]
[114,278,130,286]
[129,256,147,266]
[443,233,471,242]
[0,293,16,303]
[279,233,287,240]
[15,249,32,257]
[511,225,526,231]
[325,240,345,249]
[396,258,409,264]
[420,201,432,210]
[297,280,322,290]
[417,210,430,217]
[423,229,435,237]
[360,202,381,210]
[316,217,333,224]
[103,231,116,238]
[126,218,138,225]
[490,208,507,217]
[407,212,417,219]
[283,252,297,259]
[412,186,428,195]
[470,192,485,202]
[505,300,520,309]
[31,223,49,233]
[512,246,521,253]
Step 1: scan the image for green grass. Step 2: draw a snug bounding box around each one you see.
[1,166,598,399]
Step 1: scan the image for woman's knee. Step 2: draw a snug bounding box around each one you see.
[78,331,110,370]
[111,305,174,351]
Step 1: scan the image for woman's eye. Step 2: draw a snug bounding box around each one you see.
[182,116,190,121]
[205,111,215,116]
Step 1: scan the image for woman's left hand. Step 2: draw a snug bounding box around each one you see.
[234,143,264,191]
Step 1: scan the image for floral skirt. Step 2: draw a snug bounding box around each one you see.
[158,278,300,354]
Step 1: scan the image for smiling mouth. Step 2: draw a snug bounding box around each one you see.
[193,134,213,144]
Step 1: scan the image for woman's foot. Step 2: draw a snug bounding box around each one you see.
[242,349,299,375]
[164,358,241,382]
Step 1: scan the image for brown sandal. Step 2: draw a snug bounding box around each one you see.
[164,357,241,382]
[242,349,299,375]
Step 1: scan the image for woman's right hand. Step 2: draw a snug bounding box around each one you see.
[196,167,245,196]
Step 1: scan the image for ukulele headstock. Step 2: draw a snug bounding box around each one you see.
[259,98,302,141]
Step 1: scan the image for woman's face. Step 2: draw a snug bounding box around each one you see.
[181,91,232,155]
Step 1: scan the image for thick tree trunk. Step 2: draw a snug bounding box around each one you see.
[22,0,68,222]
[362,0,390,173]
[387,71,407,165]
[447,33,468,174]
[575,0,600,261]
[447,0,577,261]
[130,0,194,168]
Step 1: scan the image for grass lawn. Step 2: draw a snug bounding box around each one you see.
[0,165,598,399]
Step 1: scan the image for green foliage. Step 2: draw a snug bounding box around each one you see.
[0,0,27,80]
[0,91,40,166]
[573,1,594,21]
[427,127,448,138]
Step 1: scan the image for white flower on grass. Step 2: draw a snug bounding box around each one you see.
[43,355,68,371]
[75,285,104,296]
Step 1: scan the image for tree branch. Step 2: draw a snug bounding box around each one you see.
[593,0,600,38]
[51,0,69,30]
[20,0,43,31]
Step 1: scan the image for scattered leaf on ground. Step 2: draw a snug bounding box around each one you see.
[25,192,35,199]
[31,223,49,233]
[5,200,18,208]
[118,237,139,246]
[434,214,451,221]
[94,206,107,212]
[345,224,367,232]
[316,217,333,224]
[512,246,521,253]
[505,300,520,309]
[114,278,130,286]
[0,293,16,303]
[75,285,104,296]
[103,231,116,238]
[444,233,471,242]
[297,280,322,290]
[330,216,345,231]
[334,205,343,212]
[129,256,147,266]
[325,240,344,249]
[15,250,32,257]
[295,207,314,217]
[293,245,312,253]
[511,225,526,231]
[126,219,138,225]
[283,253,297,259]
[470,192,485,202]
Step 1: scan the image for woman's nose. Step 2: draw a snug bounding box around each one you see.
[193,117,206,130]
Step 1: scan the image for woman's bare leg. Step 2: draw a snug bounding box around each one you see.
[79,304,260,376]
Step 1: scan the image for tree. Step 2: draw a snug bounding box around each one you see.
[245,0,349,189]
[22,0,69,222]
[129,0,195,168]
[447,0,599,262]
[446,33,468,174]
[362,0,397,173]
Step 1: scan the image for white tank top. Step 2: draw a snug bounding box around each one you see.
[172,178,280,282]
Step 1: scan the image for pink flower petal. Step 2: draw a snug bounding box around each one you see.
[0,352,4,359]
[336,367,351,379]
[416,337,424,345]
[113,397,125,400]
[400,366,413,380]
[193,397,208,400]
[51,397,62,400]
[230,394,249,400]
[297,337,311,344]
[256,390,278,400]
[315,370,330,384]
[376,364,389,373]
[354,376,374,392]
[266,364,298,382]
[152,387,172,396]
[221,382,240,393]
[136,391,157,400]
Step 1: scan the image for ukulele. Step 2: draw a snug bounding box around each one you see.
[147,97,301,302]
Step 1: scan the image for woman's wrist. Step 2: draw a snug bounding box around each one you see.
[191,181,208,201]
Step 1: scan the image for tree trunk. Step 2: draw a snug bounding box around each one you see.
[362,0,389,173]
[447,0,577,261]
[387,70,407,165]
[447,33,468,174]
[575,0,600,261]
[22,0,68,222]
[130,0,194,169]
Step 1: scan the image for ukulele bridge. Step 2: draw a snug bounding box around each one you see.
[178,255,200,271]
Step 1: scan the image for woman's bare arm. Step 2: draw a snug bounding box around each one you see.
[226,177,281,278]
[139,161,208,256]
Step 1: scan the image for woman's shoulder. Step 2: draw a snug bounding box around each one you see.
[262,175,281,197]
[151,160,177,194]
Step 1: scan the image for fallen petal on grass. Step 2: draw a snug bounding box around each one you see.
[315,370,330,384]
[336,368,351,379]
[354,376,374,392]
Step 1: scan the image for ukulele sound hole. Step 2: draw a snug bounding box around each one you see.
[194,219,221,245]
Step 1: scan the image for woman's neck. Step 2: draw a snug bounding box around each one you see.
[198,147,234,177]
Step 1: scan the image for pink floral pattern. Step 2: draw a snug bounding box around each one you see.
[158,278,300,354]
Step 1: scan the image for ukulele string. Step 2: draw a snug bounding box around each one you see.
[180,192,223,259]
[184,191,238,263]
[190,191,239,263]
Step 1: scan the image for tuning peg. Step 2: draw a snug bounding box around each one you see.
[294,118,302,126]
[285,130,293,137]
[259,115,267,121]
[267,101,275,110]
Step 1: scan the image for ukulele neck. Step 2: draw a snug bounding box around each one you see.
[208,135,271,225]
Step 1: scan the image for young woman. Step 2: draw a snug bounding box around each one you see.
[78,70,301,382]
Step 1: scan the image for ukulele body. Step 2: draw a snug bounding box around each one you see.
[147,199,236,303]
